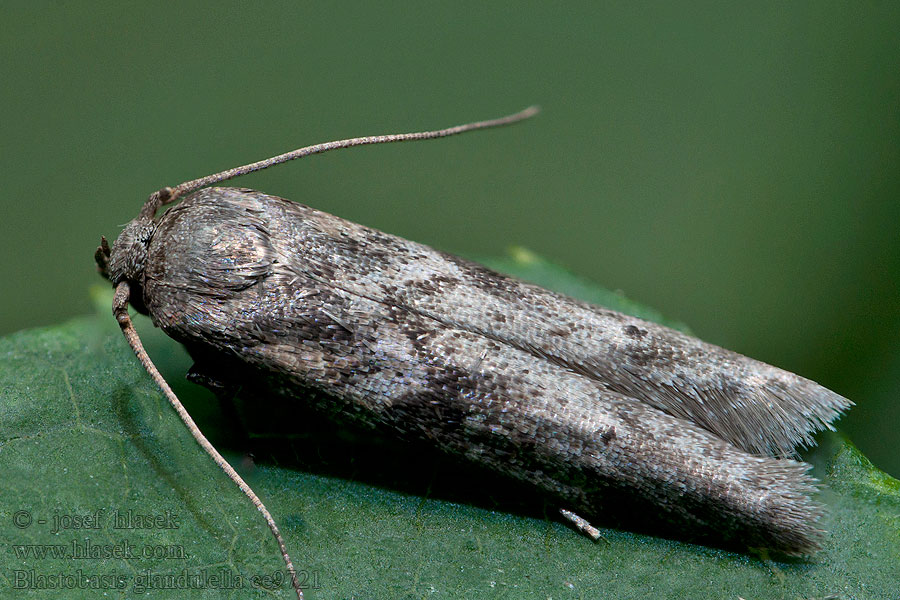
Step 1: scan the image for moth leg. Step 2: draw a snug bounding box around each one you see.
[186,362,237,396]
[186,361,250,446]
[560,508,607,542]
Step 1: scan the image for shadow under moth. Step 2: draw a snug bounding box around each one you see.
[95,107,851,599]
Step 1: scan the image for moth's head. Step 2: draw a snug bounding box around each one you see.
[95,185,177,286]
[95,216,156,316]
[100,217,157,283]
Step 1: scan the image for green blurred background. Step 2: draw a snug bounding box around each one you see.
[2,3,898,476]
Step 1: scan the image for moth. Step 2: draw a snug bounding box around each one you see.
[96,107,850,599]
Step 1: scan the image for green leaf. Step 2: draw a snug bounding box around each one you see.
[1,253,896,599]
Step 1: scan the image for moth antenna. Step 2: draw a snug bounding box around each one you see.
[138,106,539,219]
[112,282,304,600]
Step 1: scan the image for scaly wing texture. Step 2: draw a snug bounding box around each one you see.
[140,188,844,553]
[257,189,851,457]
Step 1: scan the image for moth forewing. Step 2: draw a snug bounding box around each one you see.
[143,187,835,554]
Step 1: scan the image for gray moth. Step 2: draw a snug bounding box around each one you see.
[96,108,850,597]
